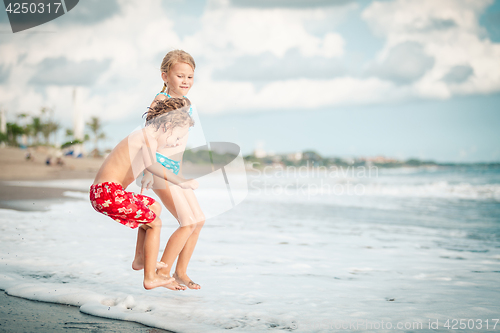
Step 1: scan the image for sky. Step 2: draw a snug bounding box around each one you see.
[0,0,499,163]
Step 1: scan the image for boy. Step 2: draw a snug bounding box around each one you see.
[90,98,197,290]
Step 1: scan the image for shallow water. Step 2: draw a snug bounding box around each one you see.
[1,165,499,332]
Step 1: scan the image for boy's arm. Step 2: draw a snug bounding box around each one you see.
[141,170,155,190]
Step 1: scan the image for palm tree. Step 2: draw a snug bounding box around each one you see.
[31,117,42,145]
[86,116,106,157]
[17,113,30,146]
[6,122,24,146]
[42,121,60,145]
[40,107,61,146]
[17,113,29,126]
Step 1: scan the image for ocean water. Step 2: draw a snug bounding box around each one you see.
[1,165,500,332]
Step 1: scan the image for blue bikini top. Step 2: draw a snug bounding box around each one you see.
[156,151,180,175]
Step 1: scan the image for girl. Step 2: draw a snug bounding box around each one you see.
[142,50,205,291]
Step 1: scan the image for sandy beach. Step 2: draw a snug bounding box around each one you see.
[0,147,174,332]
[0,146,102,181]
[0,146,101,211]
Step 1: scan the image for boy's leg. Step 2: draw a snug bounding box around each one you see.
[132,227,146,270]
[132,227,167,271]
[141,202,175,290]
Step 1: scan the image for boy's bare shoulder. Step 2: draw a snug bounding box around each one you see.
[128,128,146,140]
[149,94,168,108]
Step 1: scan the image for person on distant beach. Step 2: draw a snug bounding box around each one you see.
[141,50,205,291]
[90,98,197,290]
[25,148,34,161]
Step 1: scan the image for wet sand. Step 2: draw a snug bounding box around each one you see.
[0,291,172,333]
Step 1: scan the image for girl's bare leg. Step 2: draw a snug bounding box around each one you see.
[173,188,205,289]
[161,223,197,273]
[152,182,189,290]
[152,176,205,289]
[154,184,197,282]
[173,223,203,289]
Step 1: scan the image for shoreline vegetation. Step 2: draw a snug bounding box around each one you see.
[1,108,106,158]
[243,149,500,170]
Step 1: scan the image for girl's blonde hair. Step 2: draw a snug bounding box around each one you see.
[160,50,196,93]
[144,97,194,131]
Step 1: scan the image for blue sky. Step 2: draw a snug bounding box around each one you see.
[1,0,499,163]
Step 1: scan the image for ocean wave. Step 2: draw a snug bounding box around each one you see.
[360,181,500,201]
[248,180,500,201]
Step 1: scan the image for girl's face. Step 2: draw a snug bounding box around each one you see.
[158,123,190,149]
[162,62,194,97]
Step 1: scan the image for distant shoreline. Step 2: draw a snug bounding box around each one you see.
[243,150,500,169]
[245,160,500,170]
[0,146,102,181]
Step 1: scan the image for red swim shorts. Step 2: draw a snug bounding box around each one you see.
[89,182,156,229]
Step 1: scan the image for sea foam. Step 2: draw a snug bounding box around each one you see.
[1,168,500,332]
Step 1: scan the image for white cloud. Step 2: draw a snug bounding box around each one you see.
[0,0,354,120]
[191,76,406,113]
[319,32,345,58]
[183,2,345,60]
[362,0,500,99]
[0,0,181,122]
[189,0,500,113]
[1,0,499,122]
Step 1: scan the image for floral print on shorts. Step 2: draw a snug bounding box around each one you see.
[89,182,156,229]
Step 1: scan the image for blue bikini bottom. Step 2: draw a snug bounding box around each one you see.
[156,152,180,175]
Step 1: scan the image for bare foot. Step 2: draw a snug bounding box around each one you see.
[143,275,175,290]
[157,273,186,290]
[173,272,201,290]
[132,260,168,271]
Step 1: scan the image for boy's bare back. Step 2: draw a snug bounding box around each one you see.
[93,129,156,188]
